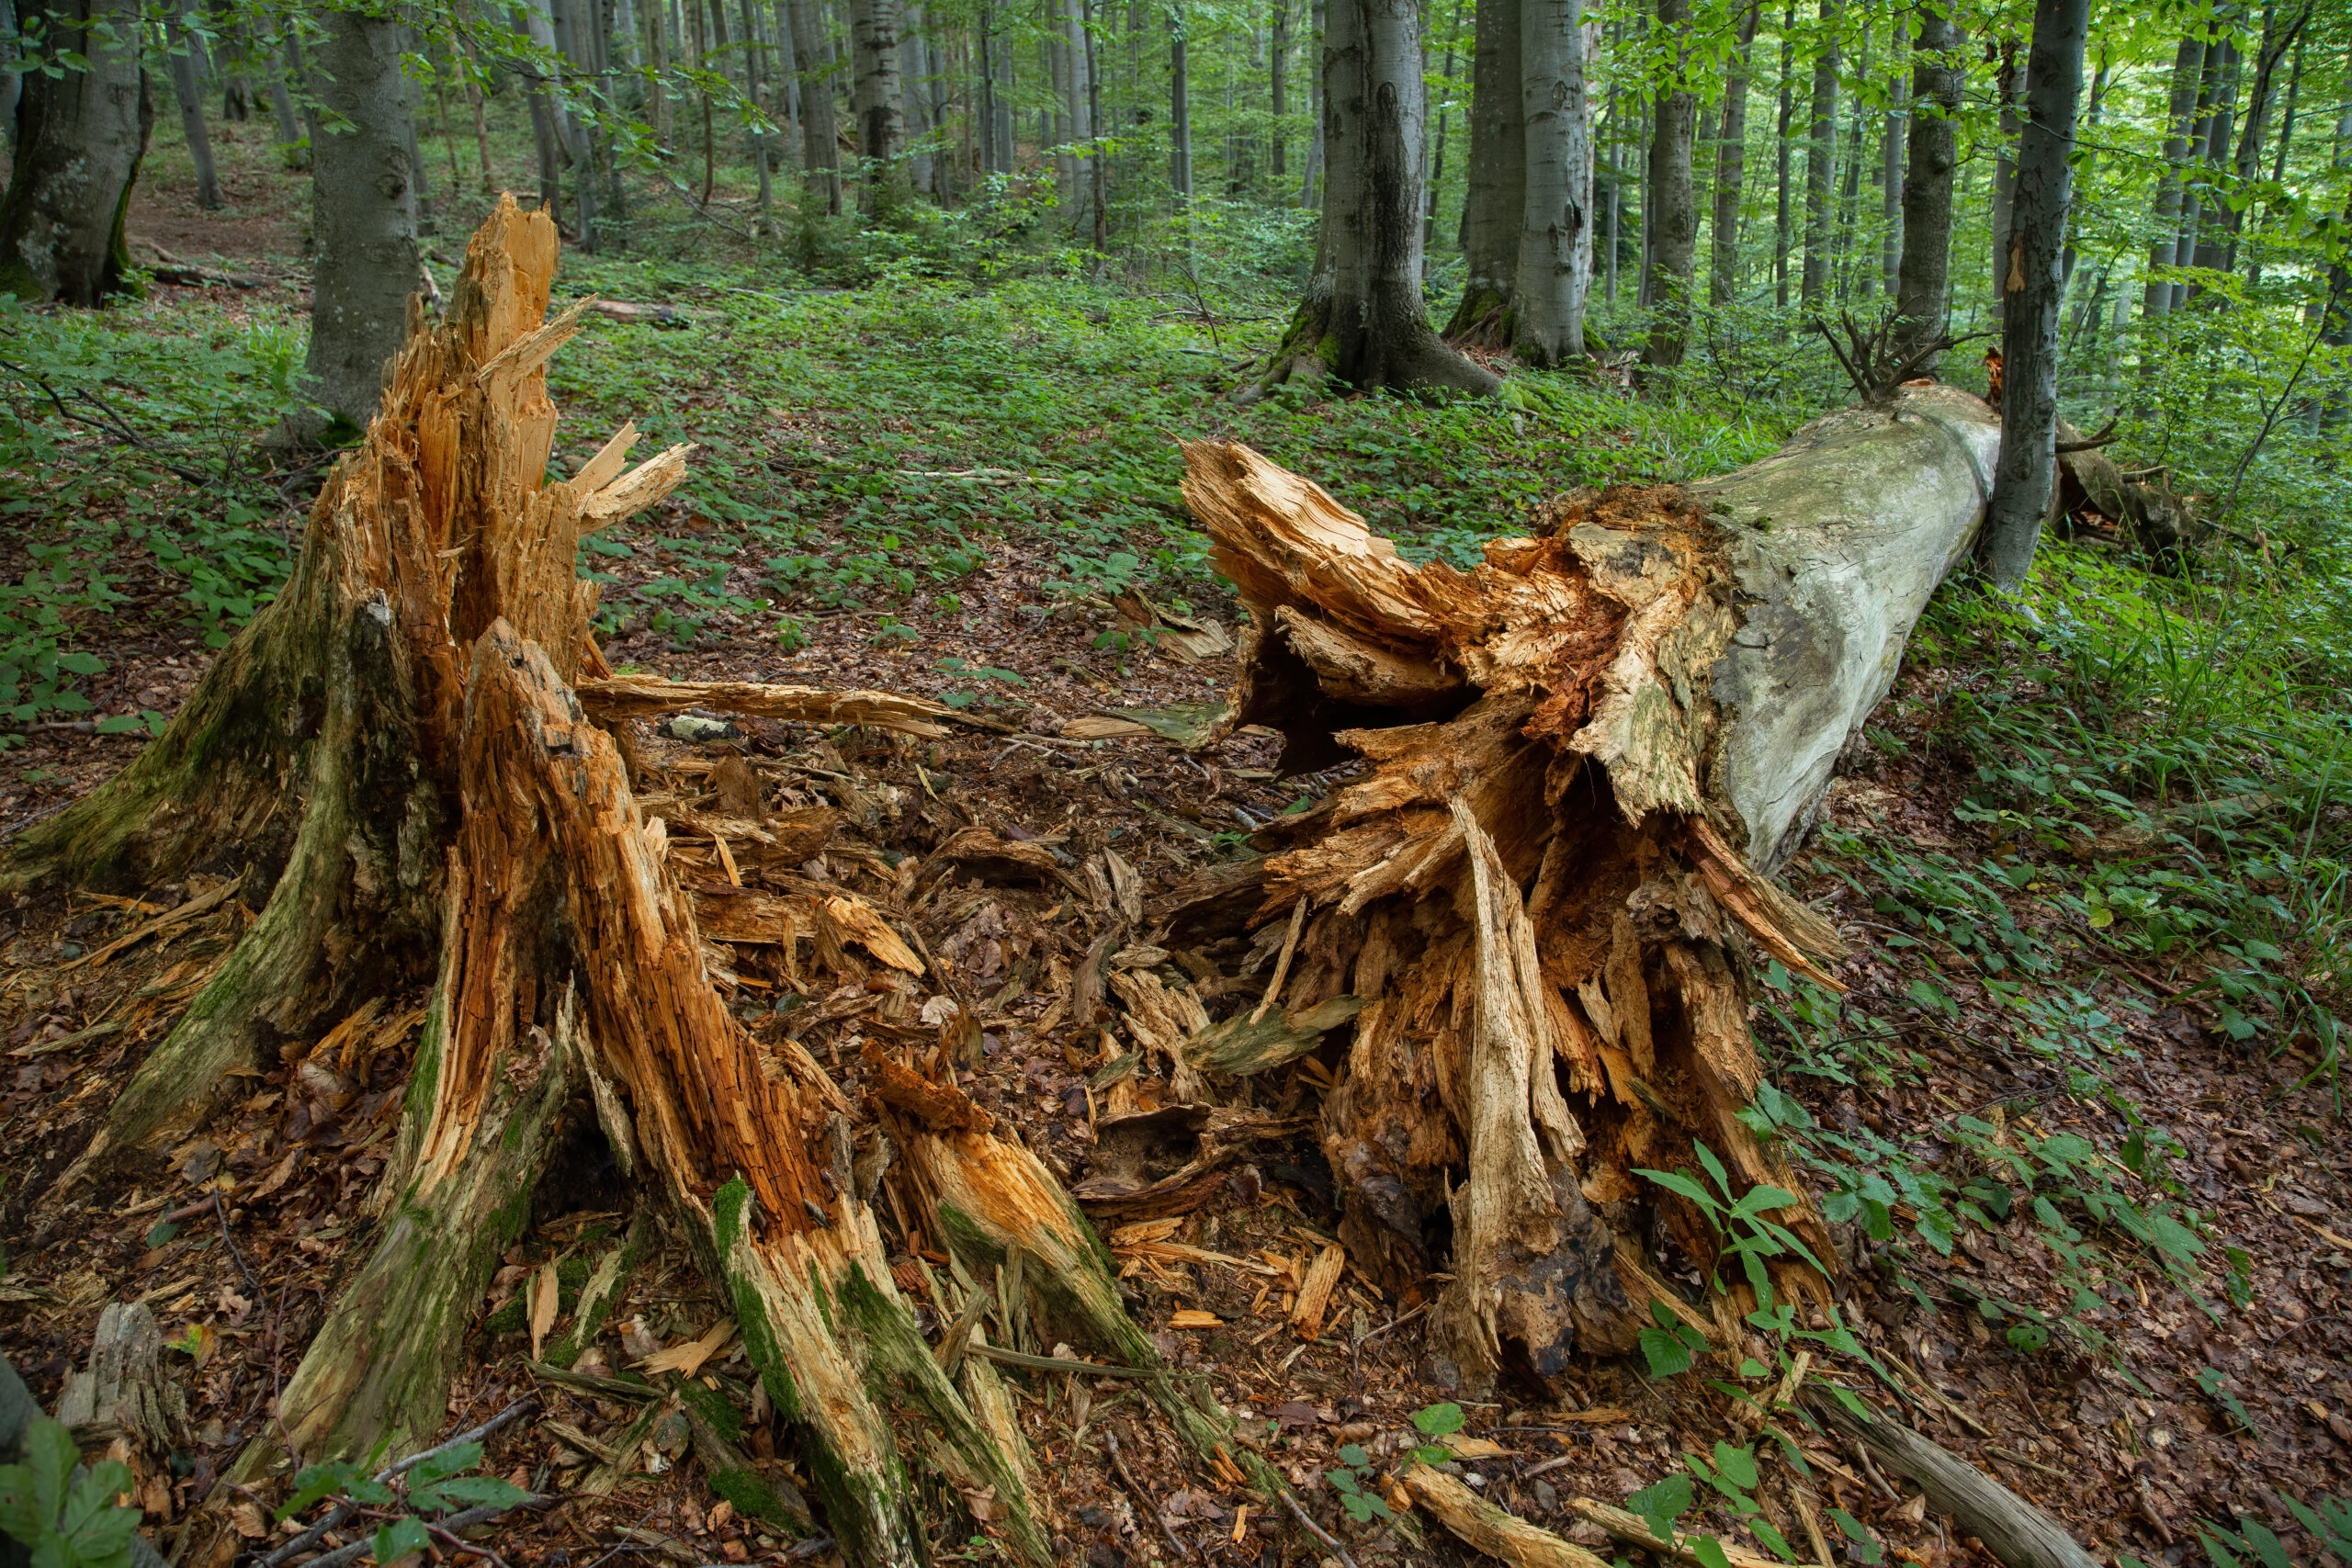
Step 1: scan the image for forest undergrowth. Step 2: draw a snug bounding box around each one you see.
[5,120,2352,1568]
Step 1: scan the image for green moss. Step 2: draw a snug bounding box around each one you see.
[727,1278,800,1420]
[1317,333,1343,371]
[707,1468,803,1531]
[483,1296,527,1334]
[674,1380,744,1442]
[713,1176,752,1254]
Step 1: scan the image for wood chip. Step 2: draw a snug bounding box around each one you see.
[1290,1243,1346,1340]
[639,1318,735,1377]
[1170,1309,1222,1328]
[528,1261,560,1359]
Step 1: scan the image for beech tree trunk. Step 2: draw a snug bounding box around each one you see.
[1894,0,1960,364]
[2142,34,2205,323]
[1706,1,1758,309]
[1638,0,1694,368]
[1173,381,2000,1394]
[848,0,905,213]
[0,0,151,305]
[1799,0,1837,308]
[165,1,225,209]
[786,0,842,212]
[22,201,1256,1568]
[300,4,422,436]
[1513,0,1591,367]
[1443,0,1522,345]
[1978,0,2088,590]
[1263,0,1498,395]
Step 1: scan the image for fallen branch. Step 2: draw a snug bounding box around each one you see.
[1406,1466,1604,1568]
[1566,1497,1820,1568]
[1802,1389,2102,1568]
[1280,1488,1363,1568]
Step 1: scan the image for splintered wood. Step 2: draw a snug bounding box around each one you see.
[1178,439,1853,1394]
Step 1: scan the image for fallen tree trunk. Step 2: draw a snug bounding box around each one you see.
[14,200,1244,1568]
[1171,385,1999,1393]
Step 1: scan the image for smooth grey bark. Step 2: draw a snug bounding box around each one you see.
[266,39,301,153]
[1169,2,1192,204]
[899,4,932,195]
[511,2,564,224]
[1057,0,1092,232]
[2141,33,2204,321]
[1298,0,1324,203]
[1639,0,1693,365]
[1517,0,1590,365]
[1772,2,1791,309]
[1707,0,1758,307]
[1979,0,2089,591]
[1267,0,1498,394]
[1799,0,1837,308]
[1419,0,1459,260]
[785,0,840,209]
[1444,0,1521,339]
[2059,45,2100,287]
[0,0,21,144]
[2175,39,2233,299]
[0,0,150,305]
[165,1,224,209]
[847,0,902,210]
[1893,0,1960,364]
[548,0,598,247]
[300,3,421,435]
[741,0,774,224]
[1877,17,1901,297]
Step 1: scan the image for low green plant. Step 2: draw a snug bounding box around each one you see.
[274,1439,532,1565]
[0,1416,144,1568]
[1321,1402,1462,1526]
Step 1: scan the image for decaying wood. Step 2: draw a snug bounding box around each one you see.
[1804,1391,2104,1568]
[20,200,1258,1568]
[1568,1496,1824,1568]
[1171,388,2000,1394]
[1404,1465,1611,1568]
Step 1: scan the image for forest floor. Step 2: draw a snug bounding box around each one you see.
[1,105,2349,1568]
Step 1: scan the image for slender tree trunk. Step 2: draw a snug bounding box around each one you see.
[1894,0,1960,365]
[165,1,225,209]
[461,39,492,192]
[1979,0,2089,590]
[2222,2,2310,274]
[1169,1,1192,206]
[1270,0,1287,180]
[1083,0,1105,237]
[1707,2,1757,308]
[2251,29,2304,286]
[786,0,842,209]
[0,0,151,305]
[741,0,775,225]
[643,0,673,142]
[1059,0,1092,234]
[1640,0,1694,366]
[1772,4,1791,310]
[2059,43,2100,287]
[399,28,435,231]
[300,4,422,435]
[266,28,302,159]
[1799,0,1835,308]
[1878,17,1901,297]
[514,8,565,225]
[2173,39,2232,302]
[1444,0,1521,342]
[1987,36,2018,323]
[1263,0,1498,394]
[1516,0,1590,365]
[1832,60,1863,299]
[2142,33,2204,322]
[1419,0,1459,259]
[1299,0,1324,204]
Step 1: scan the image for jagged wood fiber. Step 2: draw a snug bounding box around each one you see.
[17,200,1251,1568]
[1172,388,1999,1394]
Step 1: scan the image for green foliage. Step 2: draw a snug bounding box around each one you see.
[1321,1403,1459,1527]
[0,1416,143,1568]
[274,1438,531,1563]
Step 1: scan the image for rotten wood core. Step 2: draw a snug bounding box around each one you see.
[1166,395,1997,1394]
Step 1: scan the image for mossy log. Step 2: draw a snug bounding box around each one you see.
[21,199,1238,1568]
[1170,386,2000,1394]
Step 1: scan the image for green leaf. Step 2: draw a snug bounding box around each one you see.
[53,651,104,676]
[2196,1367,2260,1437]
[277,1460,368,1520]
[1690,1536,1735,1568]
[1828,1507,1885,1565]
[410,1475,530,1513]
[1635,1168,1721,1210]
[1337,1445,1369,1468]
[1408,1402,1465,1438]
[1711,1441,1759,1491]
[1692,1142,1732,1199]
[1640,1325,1697,1380]
[1629,1475,1694,1543]
[1327,1469,1361,1496]
[373,1516,432,1564]
[94,714,144,735]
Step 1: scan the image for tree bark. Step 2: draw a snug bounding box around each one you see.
[1169,2,1192,205]
[1771,3,1791,310]
[1894,1,1959,365]
[848,0,905,213]
[165,0,225,209]
[1987,36,2019,326]
[1270,0,1287,180]
[1978,0,2088,590]
[1264,0,1498,395]
[786,0,842,211]
[2220,1,2310,273]
[512,2,566,224]
[2141,35,2202,322]
[1799,0,1837,309]
[1175,380,1999,1394]
[1877,17,1901,298]
[299,3,423,436]
[1442,0,1521,344]
[1707,1,1758,308]
[1514,0,1590,366]
[1638,0,1694,367]
[0,0,150,305]
[1299,0,1324,204]
[31,200,1256,1568]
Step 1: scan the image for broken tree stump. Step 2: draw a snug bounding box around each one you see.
[1170,386,2000,1393]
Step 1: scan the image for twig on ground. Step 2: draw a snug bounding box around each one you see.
[966,1342,1154,1379]
[209,1188,264,1296]
[285,1497,547,1568]
[1105,1426,1197,1561]
[257,1399,541,1568]
[1280,1490,1362,1568]
[1983,1446,2064,1479]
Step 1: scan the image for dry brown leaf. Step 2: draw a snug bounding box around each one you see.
[640,1317,736,1377]
[528,1260,560,1359]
